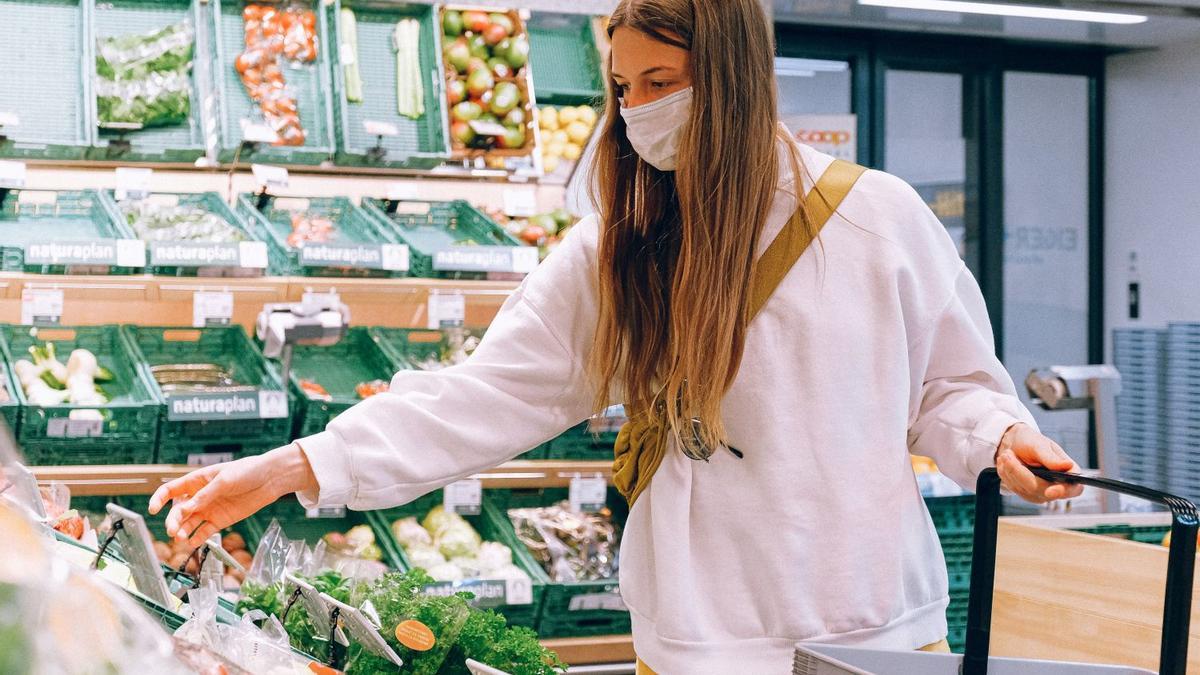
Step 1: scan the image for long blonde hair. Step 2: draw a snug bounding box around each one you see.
[588,0,811,452]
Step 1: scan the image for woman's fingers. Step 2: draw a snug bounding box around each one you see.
[150,467,217,515]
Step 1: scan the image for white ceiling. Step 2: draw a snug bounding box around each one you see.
[772,0,1200,47]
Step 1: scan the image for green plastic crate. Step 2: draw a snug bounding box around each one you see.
[926,495,975,538]
[0,0,91,160]
[492,487,630,637]
[361,198,524,279]
[105,190,269,277]
[946,593,968,653]
[527,12,603,106]
[156,441,276,466]
[364,490,546,629]
[235,193,405,277]
[208,0,337,165]
[0,189,143,275]
[938,530,972,593]
[276,327,395,439]
[1073,523,1170,546]
[0,325,161,454]
[122,325,292,452]
[326,0,450,170]
[87,0,209,163]
[256,494,378,552]
[0,353,18,438]
[545,422,618,461]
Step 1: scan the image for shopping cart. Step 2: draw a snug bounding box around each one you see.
[794,467,1197,675]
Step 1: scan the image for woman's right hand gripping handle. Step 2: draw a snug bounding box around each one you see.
[148,443,318,550]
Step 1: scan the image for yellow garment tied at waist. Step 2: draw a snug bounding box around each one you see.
[612,158,867,507]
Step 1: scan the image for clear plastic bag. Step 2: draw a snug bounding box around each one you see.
[95,20,194,129]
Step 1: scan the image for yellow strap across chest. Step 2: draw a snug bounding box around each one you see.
[612,159,868,507]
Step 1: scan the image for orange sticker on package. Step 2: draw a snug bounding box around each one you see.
[396,619,437,652]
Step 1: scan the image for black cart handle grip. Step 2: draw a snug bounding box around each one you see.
[965,467,1198,675]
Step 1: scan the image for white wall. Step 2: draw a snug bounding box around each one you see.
[1106,40,1200,348]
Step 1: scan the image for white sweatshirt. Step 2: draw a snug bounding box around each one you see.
[296,141,1035,674]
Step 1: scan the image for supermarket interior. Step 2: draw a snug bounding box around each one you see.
[2,0,1200,673]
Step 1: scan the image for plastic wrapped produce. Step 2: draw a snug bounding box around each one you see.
[95,21,194,128]
[122,202,246,243]
[508,501,621,583]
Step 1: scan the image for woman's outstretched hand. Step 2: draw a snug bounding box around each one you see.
[148,443,318,550]
[995,422,1085,503]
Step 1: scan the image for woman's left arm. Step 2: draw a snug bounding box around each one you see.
[906,266,1083,503]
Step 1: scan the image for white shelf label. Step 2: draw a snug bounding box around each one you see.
[251,163,289,191]
[569,476,607,514]
[17,190,55,206]
[443,479,482,516]
[503,189,537,218]
[115,239,147,267]
[504,576,534,606]
[380,243,410,272]
[238,241,269,269]
[364,120,399,137]
[0,160,27,189]
[386,182,418,201]
[427,292,465,330]
[258,390,289,419]
[115,167,153,201]
[511,246,539,274]
[192,291,234,328]
[241,120,279,144]
[0,112,19,127]
[302,289,341,307]
[187,452,234,467]
[21,288,63,325]
[305,505,348,519]
[46,416,103,438]
[568,590,626,612]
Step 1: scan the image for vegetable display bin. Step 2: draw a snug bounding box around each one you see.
[0,0,90,161]
[0,325,161,465]
[361,198,530,280]
[365,490,547,629]
[278,326,395,439]
[207,0,337,165]
[326,0,450,170]
[254,494,377,552]
[526,12,603,106]
[104,190,270,277]
[87,0,210,163]
[235,193,407,277]
[0,189,144,275]
[492,486,631,638]
[121,325,291,460]
[0,351,20,438]
[545,420,620,461]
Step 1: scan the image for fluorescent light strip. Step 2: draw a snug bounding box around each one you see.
[858,0,1147,24]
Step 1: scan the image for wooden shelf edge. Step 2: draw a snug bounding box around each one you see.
[31,459,613,495]
[541,634,635,666]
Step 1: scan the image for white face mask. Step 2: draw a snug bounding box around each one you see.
[619,86,693,171]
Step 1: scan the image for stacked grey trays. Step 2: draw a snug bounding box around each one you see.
[1166,323,1200,503]
[1113,328,1168,491]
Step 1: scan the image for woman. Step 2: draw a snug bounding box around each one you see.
[151,1,1082,672]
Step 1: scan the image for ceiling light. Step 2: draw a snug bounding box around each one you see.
[858,0,1147,24]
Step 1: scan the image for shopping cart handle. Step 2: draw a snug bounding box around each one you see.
[964,467,1198,675]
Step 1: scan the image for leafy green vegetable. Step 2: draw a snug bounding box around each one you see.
[95,21,194,129]
[443,609,563,675]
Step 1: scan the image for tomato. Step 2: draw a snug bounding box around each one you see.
[243,4,262,22]
[300,10,316,29]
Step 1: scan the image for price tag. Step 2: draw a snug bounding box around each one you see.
[426,292,465,330]
[21,288,63,325]
[192,291,234,327]
[258,390,289,419]
[568,590,626,612]
[503,576,534,606]
[17,190,56,207]
[569,476,607,513]
[443,479,482,516]
[241,120,279,144]
[380,244,410,272]
[511,246,539,274]
[0,160,27,188]
[115,239,147,267]
[503,189,537,218]
[305,506,348,519]
[114,167,153,201]
[272,197,311,212]
[469,120,508,137]
[0,112,19,127]
[187,452,234,467]
[364,120,400,137]
[386,182,418,201]
[46,416,103,438]
[238,241,269,269]
[302,289,341,307]
[251,163,289,191]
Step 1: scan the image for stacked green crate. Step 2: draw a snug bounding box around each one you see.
[277,327,396,439]
[235,193,407,277]
[0,189,144,274]
[546,412,622,461]
[365,490,546,628]
[121,325,291,464]
[0,349,18,437]
[0,0,91,160]
[368,326,546,460]
[87,0,210,163]
[361,198,528,280]
[325,0,450,169]
[526,12,604,106]
[105,190,269,277]
[207,0,336,165]
[0,325,160,465]
[926,494,974,653]
[492,486,630,637]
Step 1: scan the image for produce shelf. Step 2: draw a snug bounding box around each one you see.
[0,189,141,275]
[327,0,450,170]
[527,12,604,106]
